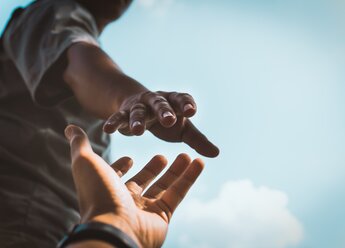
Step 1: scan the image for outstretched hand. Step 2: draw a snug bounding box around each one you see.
[103,91,219,158]
[65,125,205,248]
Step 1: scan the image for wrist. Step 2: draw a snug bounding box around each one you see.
[58,221,141,248]
[66,240,115,248]
[110,74,148,113]
[89,213,142,248]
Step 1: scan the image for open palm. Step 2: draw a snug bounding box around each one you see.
[65,125,204,248]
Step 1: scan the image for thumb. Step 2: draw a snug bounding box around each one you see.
[65,125,112,220]
[65,124,93,162]
[182,120,220,158]
[65,125,138,224]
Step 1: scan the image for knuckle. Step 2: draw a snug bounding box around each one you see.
[130,108,146,121]
[130,103,146,112]
[152,95,168,105]
[179,93,193,101]
[155,90,167,95]
[168,92,179,100]
[110,111,128,122]
[130,112,145,121]
[152,99,173,113]
[168,92,194,103]
[181,93,194,100]
[119,110,128,116]
[139,91,155,101]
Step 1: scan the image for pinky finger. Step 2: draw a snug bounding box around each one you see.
[103,111,129,133]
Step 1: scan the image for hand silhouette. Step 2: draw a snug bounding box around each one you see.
[65,125,205,247]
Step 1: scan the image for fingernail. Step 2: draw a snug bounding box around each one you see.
[105,121,114,126]
[183,104,194,112]
[64,126,74,141]
[132,121,141,128]
[162,111,174,118]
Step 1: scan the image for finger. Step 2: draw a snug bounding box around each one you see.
[142,92,177,128]
[126,155,167,195]
[157,158,204,221]
[110,157,133,177]
[129,103,147,136]
[144,153,191,199]
[168,92,197,117]
[103,111,129,133]
[182,120,220,157]
[65,124,93,162]
[65,125,121,219]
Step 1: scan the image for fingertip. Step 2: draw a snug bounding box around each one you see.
[214,147,220,157]
[192,158,205,171]
[176,153,192,163]
[183,104,196,117]
[119,156,134,166]
[103,123,111,133]
[111,156,134,175]
[183,158,204,181]
[131,121,146,136]
[162,111,175,119]
[122,156,133,161]
[64,124,83,141]
[212,145,220,157]
[152,154,168,166]
[207,146,220,158]
[197,144,220,158]
[103,122,115,134]
[147,155,168,171]
[161,112,177,128]
[64,125,74,141]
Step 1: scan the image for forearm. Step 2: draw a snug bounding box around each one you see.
[63,42,148,119]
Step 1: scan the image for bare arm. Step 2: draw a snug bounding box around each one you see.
[63,42,147,119]
[63,42,219,157]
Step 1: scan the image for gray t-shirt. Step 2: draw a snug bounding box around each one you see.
[0,0,110,246]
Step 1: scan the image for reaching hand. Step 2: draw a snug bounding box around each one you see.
[103,91,219,158]
[65,125,205,248]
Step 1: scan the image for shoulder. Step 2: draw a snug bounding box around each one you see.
[4,0,99,38]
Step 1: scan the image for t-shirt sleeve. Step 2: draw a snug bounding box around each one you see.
[2,0,100,107]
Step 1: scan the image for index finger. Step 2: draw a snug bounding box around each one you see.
[103,111,129,133]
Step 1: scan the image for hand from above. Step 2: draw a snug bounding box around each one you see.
[103,91,219,157]
[65,125,205,248]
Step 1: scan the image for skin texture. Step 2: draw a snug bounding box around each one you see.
[63,0,219,157]
[64,125,205,248]
[64,42,219,157]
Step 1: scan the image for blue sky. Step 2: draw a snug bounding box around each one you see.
[2,0,345,247]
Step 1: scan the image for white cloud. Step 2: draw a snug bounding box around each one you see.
[168,180,303,248]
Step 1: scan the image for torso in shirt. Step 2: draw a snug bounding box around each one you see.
[0,3,110,245]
